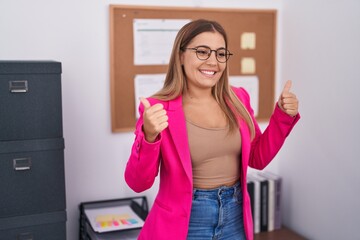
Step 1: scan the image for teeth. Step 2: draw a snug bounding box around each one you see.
[200,70,215,75]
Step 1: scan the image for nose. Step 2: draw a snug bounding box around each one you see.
[207,50,218,64]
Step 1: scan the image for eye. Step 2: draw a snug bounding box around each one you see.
[196,48,210,56]
[217,49,227,58]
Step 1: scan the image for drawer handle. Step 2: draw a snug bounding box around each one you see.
[13,158,32,171]
[9,80,28,93]
[17,232,33,240]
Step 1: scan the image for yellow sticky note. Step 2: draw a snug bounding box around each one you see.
[241,32,256,50]
[96,214,114,222]
[115,214,130,219]
[241,58,256,74]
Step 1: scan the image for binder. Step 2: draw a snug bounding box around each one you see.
[248,173,269,232]
[258,171,282,230]
[247,178,255,222]
[79,196,148,240]
[247,174,261,233]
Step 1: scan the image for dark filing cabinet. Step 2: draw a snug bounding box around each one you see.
[0,61,67,239]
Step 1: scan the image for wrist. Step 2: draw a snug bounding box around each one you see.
[145,134,158,143]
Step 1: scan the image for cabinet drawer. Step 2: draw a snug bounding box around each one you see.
[0,211,66,240]
[0,138,66,217]
[0,61,62,141]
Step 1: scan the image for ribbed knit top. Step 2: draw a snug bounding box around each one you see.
[186,120,241,189]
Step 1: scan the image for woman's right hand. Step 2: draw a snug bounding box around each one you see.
[140,97,169,142]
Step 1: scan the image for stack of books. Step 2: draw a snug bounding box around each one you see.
[247,171,282,233]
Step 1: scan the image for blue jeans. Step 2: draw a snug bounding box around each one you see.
[187,182,246,240]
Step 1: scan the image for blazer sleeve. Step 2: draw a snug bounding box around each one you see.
[235,87,300,170]
[124,100,162,192]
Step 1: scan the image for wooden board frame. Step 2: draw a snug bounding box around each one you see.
[110,5,276,132]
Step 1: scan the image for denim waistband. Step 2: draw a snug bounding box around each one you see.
[193,181,241,198]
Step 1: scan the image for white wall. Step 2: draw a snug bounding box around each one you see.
[279,1,360,239]
[1,0,358,239]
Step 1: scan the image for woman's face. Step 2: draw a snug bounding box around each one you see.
[181,31,227,92]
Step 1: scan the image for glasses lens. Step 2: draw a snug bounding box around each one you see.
[195,47,211,60]
[216,49,229,63]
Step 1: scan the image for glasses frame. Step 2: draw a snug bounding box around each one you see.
[182,46,233,63]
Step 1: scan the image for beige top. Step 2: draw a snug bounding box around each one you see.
[186,120,241,189]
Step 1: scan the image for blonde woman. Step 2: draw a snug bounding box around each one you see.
[125,19,300,240]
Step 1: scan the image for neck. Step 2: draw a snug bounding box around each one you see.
[183,88,213,102]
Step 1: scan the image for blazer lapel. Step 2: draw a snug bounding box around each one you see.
[165,94,251,185]
[238,116,250,180]
[167,96,193,184]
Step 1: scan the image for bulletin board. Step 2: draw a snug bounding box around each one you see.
[110,5,276,132]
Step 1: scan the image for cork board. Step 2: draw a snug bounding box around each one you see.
[110,5,276,132]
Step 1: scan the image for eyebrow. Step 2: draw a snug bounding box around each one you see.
[192,45,227,50]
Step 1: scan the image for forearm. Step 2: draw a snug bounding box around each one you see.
[248,104,300,169]
[124,127,162,192]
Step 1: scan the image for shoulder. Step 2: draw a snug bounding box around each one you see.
[231,86,251,105]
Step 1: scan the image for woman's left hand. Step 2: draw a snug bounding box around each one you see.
[278,80,299,117]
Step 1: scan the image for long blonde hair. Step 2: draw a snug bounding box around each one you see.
[152,19,255,139]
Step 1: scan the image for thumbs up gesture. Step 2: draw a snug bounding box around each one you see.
[278,80,299,117]
[140,97,169,142]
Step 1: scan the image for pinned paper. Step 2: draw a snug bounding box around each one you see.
[241,58,256,74]
[133,19,191,65]
[241,32,256,50]
[134,74,166,118]
[229,75,259,117]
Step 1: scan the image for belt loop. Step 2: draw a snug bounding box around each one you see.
[233,181,239,196]
[218,186,225,197]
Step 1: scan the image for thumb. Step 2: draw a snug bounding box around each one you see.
[282,80,292,93]
[140,97,151,109]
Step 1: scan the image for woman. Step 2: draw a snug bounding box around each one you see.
[125,19,300,240]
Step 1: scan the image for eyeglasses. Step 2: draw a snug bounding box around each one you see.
[182,46,233,63]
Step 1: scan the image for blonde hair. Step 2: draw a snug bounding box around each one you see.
[152,19,255,140]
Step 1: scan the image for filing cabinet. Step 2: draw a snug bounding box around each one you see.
[0,61,63,141]
[0,212,66,240]
[0,61,67,239]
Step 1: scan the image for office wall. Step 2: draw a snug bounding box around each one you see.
[0,1,283,239]
[279,1,360,239]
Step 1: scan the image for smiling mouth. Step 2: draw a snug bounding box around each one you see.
[200,70,216,75]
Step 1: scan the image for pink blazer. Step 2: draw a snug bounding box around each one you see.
[125,87,300,240]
